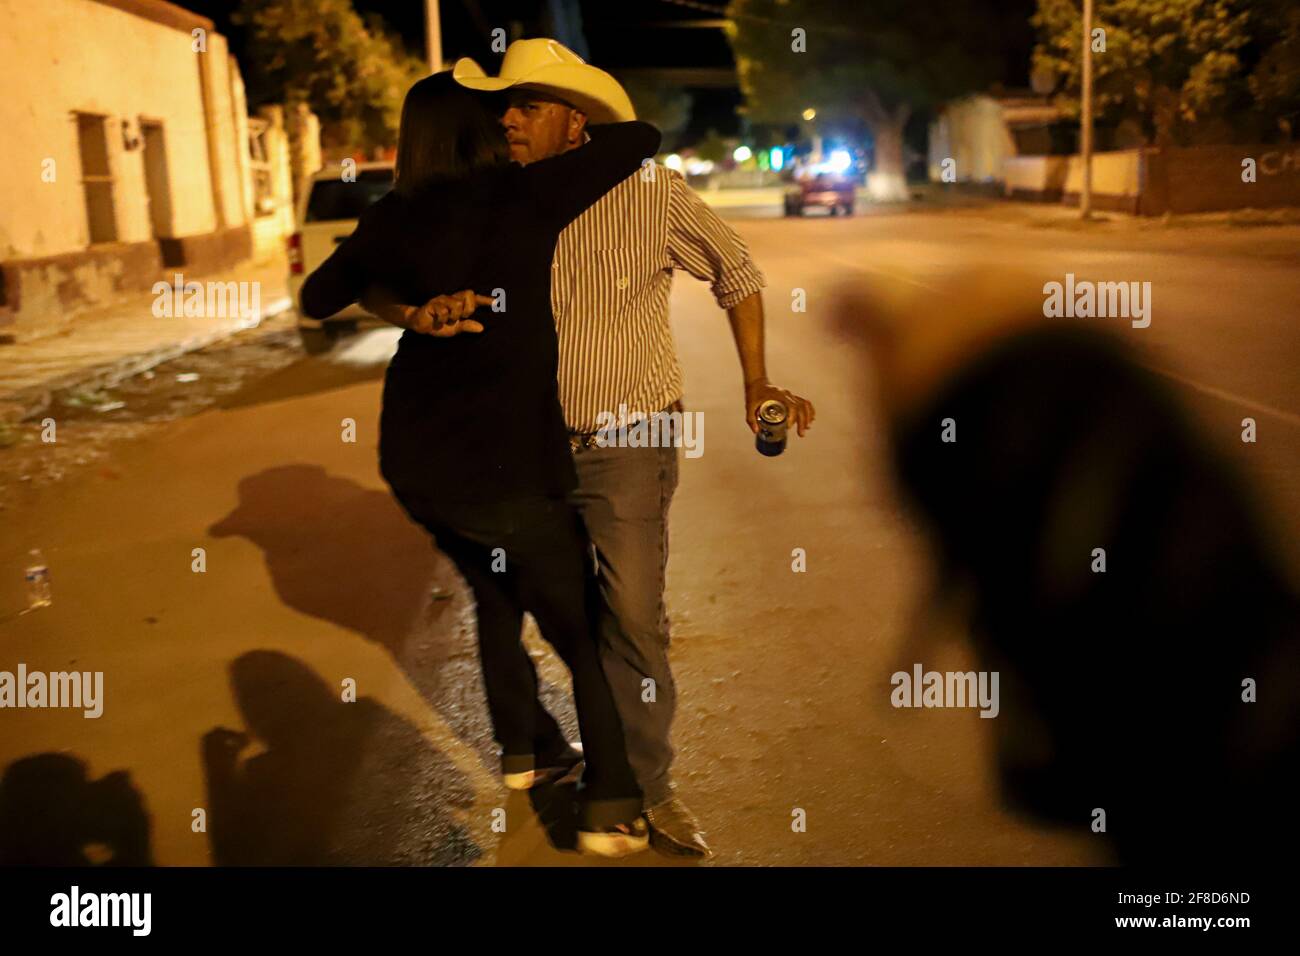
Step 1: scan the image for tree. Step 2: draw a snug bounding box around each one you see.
[1247,0,1300,138]
[1032,0,1254,146]
[726,0,1013,200]
[234,0,427,150]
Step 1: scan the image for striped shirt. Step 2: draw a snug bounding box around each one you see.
[550,165,767,433]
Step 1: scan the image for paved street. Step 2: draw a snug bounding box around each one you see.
[1,208,1296,865]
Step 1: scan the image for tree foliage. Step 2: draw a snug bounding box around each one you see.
[1246,0,1300,134]
[725,0,1013,134]
[234,0,427,149]
[725,0,1015,196]
[1033,0,1298,144]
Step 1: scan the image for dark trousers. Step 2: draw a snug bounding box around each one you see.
[396,491,642,829]
[568,429,681,808]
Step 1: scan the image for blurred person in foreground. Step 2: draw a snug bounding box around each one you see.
[832,272,1298,864]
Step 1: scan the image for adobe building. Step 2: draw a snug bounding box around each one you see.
[0,0,295,337]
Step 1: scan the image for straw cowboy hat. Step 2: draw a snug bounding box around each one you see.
[452,38,635,125]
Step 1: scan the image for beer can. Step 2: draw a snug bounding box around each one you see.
[756,398,788,457]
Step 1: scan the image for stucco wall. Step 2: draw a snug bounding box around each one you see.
[1003,150,1145,212]
[201,31,249,230]
[929,95,1014,183]
[1001,145,1300,215]
[230,57,255,230]
[0,0,220,260]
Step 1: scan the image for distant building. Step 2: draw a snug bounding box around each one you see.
[929,87,1300,214]
[928,91,1065,185]
[0,0,296,336]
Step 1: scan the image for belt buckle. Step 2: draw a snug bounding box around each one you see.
[568,432,598,454]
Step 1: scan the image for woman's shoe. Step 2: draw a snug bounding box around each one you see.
[502,769,538,790]
[502,743,584,791]
[577,816,650,858]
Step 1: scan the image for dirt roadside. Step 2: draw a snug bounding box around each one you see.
[0,312,304,513]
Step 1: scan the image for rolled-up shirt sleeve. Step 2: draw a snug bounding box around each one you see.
[666,171,766,309]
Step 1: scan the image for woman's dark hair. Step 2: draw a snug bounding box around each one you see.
[393,71,508,196]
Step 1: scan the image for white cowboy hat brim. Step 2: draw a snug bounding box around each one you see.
[452,57,635,125]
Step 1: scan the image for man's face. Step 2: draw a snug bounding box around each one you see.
[501,89,586,165]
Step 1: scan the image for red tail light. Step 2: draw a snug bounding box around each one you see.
[287,232,303,275]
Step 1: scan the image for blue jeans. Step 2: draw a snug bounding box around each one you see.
[568,433,680,808]
[394,491,642,829]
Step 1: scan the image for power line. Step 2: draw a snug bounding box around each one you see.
[655,0,730,15]
[653,0,878,40]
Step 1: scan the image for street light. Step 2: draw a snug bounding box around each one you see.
[802,108,816,121]
[733,145,753,162]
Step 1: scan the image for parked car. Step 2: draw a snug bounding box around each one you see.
[783,172,856,217]
[288,162,394,352]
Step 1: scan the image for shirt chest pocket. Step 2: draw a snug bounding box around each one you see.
[591,246,654,317]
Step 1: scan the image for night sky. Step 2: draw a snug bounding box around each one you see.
[180,0,1038,146]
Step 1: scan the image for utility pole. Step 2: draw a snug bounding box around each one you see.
[1080,0,1094,219]
[425,0,443,74]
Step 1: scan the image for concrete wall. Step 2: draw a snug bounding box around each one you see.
[230,62,256,235]
[1003,150,1145,214]
[250,106,297,260]
[0,0,221,258]
[287,104,323,207]
[0,0,259,334]
[1003,145,1300,216]
[200,31,249,231]
[929,95,1015,183]
[1142,143,1300,215]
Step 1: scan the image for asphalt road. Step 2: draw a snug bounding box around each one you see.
[1,208,1296,865]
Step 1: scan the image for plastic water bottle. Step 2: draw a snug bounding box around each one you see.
[24,549,51,610]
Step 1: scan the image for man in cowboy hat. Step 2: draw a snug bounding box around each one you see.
[370,38,815,859]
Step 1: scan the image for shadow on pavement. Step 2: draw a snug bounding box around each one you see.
[208,464,522,772]
[202,650,480,865]
[208,464,588,861]
[0,754,153,865]
[209,464,452,661]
